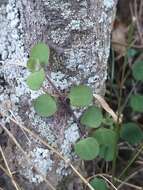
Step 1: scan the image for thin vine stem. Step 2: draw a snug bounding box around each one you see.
[45,74,85,136]
[112,47,129,184]
[112,23,135,184]
[118,143,143,180]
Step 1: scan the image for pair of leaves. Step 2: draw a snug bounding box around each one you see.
[75,128,116,161]
[69,85,103,128]
[34,83,93,117]
[26,43,57,117]
[28,72,94,117]
[120,123,143,145]
[27,42,50,91]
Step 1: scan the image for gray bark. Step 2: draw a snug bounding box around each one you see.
[0,0,117,189]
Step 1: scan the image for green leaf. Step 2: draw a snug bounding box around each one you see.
[103,115,114,127]
[80,106,103,128]
[127,48,138,58]
[34,94,57,117]
[132,61,143,81]
[90,177,108,190]
[99,145,115,161]
[74,137,99,160]
[26,68,45,90]
[27,42,50,72]
[93,128,116,145]
[69,85,93,107]
[93,128,116,161]
[130,94,143,112]
[27,58,41,72]
[120,123,143,145]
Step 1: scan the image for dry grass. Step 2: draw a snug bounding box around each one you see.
[0,111,95,190]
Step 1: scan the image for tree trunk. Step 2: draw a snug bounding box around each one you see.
[0,0,117,189]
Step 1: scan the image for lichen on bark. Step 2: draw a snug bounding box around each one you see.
[0,0,117,189]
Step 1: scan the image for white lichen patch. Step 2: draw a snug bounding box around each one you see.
[50,71,82,90]
[56,122,79,175]
[0,1,28,111]
[64,123,79,147]
[70,20,81,30]
[0,2,27,64]
[18,147,53,183]
[99,12,107,23]
[28,112,56,144]
[50,71,69,90]
[103,0,114,9]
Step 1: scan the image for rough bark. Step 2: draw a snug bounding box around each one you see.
[0,0,117,189]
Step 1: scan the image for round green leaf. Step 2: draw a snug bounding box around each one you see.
[130,94,143,112]
[93,128,116,161]
[80,106,103,128]
[34,94,57,117]
[27,42,50,71]
[90,177,108,190]
[30,42,50,64]
[26,68,45,90]
[74,137,99,160]
[120,123,143,145]
[69,85,93,107]
[93,128,116,145]
[132,61,143,81]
